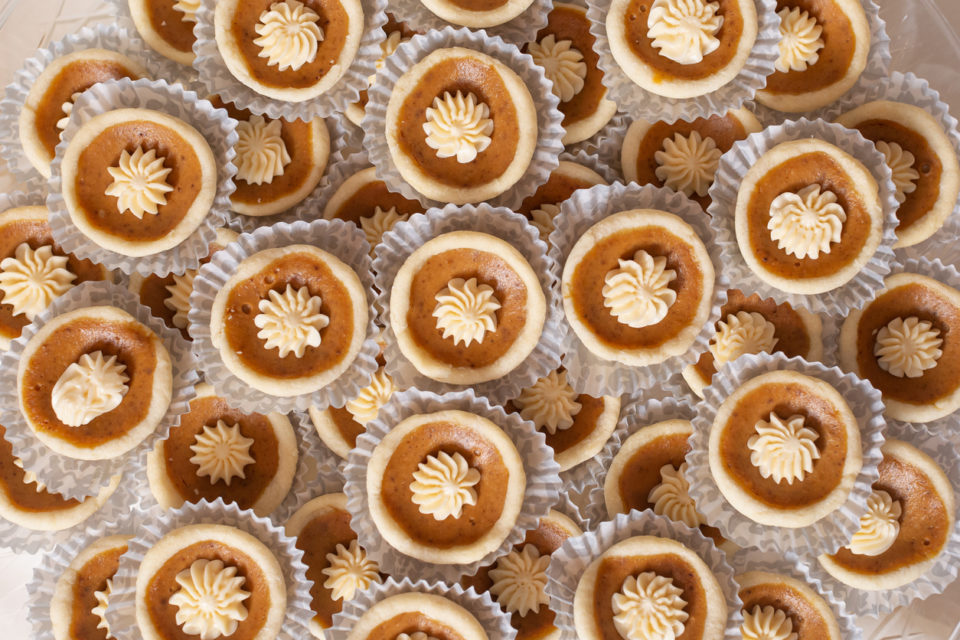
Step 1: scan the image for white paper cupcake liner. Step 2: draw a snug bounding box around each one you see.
[104,498,312,640]
[578,395,697,528]
[802,420,960,617]
[548,182,731,396]
[727,549,863,639]
[362,27,564,210]
[686,352,886,554]
[0,280,198,500]
[0,22,183,188]
[188,218,380,413]
[546,510,744,640]
[585,0,779,124]
[333,110,366,154]
[46,77,238,277]
[290,147,394,226]
[191,0,387,121]
[330,578,516,640]
[372,204,564,403]
[342,388,562,582]
[566,111,627,179]
[387,0,549,44]
[706,118,899,315]
[825,72,960,261]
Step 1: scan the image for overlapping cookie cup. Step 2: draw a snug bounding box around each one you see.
[0,280,198,500]
[272,413,346,525]
[329,578,515,640]
[801,420,960,617]
[577,396,697,528]
[548,182,731,397]
[685,352,886,554]
[342,388,562,582]
[362,26,564,210]
[104,498,313,640]
[373,204,564,402]
[0,22,182,188]
[545,510,744,640]
[566,111,627,180]
[291,147,393,225]
[191,0,388,121]
[585,0,779,124]
[188,218,381,413]
[388,0,549,44]
[727,549,863,639]
[707,118,900,315]
[46,77,238,278]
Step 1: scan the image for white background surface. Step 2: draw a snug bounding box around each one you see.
[0,0,959,638]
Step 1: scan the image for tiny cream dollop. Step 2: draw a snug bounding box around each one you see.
[410,450,481,521]
[747,412,820,485]
[602,249,677,328]
[51,350,129,427]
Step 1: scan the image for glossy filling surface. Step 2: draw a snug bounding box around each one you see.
[739,581,833,638]
[0,424,81,512]
[146,0,197,55]
[69,545,126,640]
[295,507,358,628]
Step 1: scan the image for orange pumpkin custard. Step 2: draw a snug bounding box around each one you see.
[839,272,960,423]
[345,592,489,640]
[605,0,758,99]
[818,439,956,591]
[516,161,607,242]
[135,523,286,640]
[129,0,201,65]
[736,570,842,640]
[287,493,383,638]
[462,510,581,640]
[836,99,960,248]
[561,209,715,366]
[17,305,173,461]
[215,0,364,102]
[682,290,823,397]
[51,534,131,640]
[708,370,862,527]
[147,383,297,516]
[622,109,761,211]
[506,369,620,471]
[19,49,146,177]
[757,0,870,112]
[0,205,106,350]
[525,3,617,144]
[210,244,369,397]
[367,410,526,564]
[345,15,419,128]
[574,535,727,640]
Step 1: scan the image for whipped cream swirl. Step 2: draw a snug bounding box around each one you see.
[768,184,846,260]
[189,420,256,486]
[169,559,250,640]
[423,91,494,164]
[708,311,778,365]
[654,131,722,198]
[612,572,689,640]
[488,544,551,616]
[877,141,920,204]
[741,604,797,640]
[528,34,588,102]
[775,7,824,73]
[254,284,330,358]
[322,539,382,601]
[514,370,582,434]
[51,350,129,427]
[433,277,501,347]
[648,463,704,528]
[848,488,902,556]
[647,0,723,65]
[105,145,174,218]
[410,450,480,520]
[235,115,291,185]
[748,412,820,485]
[874,316,943,378]
[602,249,677,328]
[0,242,75,320]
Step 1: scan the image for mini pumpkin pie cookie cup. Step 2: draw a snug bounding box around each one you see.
[188,218,379,413]
[686,352,886,555]
[586,0,779,123]
[805,422,960,616]
[838,259,960,423]
[0,280,197,501]
[833,72,960,252]
[103,498,312,640]
[374,205,561,401]
[47,77,238,278]
[192,0,388,121]
[387,0,549,43]
[363,27,564,209]
[707,117,899,314]
[342,388,561,581]
[271,414,344,524]
[546,510,743,640]
[550,182,728,397]
[566,112,628,179]
[0,22,174,183]
[329,578,513,640]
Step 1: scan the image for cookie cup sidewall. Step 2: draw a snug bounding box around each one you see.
[0,280,197,501]
[373,204,563,404]
[545,510,744,640]
[707,117,899,314]
[362,26,564,210]
[188,218,380,414]
[46,77,238,278]
[386,0,551,44]
[549,182,729,397]
[685,352,886,554]
[342,388,561,582]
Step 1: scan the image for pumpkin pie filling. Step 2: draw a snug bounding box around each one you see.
[67,544,127,640]
[508,394,607,459]
[745,151,873,280]
[379,420,510,548]
[717,382,847,509]
[295,506,360,629]
[0,423,83,513]
[20,317,160,449]
[326,175,423,225]
[319,406,365,450]
[517,170,600,218]
[144,0,197,58]
[145,540,271,640]
[738,579,835,638]
[221,252,357,380]
[396,57,520,190]
[366,613,466,640]
[569,227,705,350]
[406,248,529,369]
[72,120,203,242]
